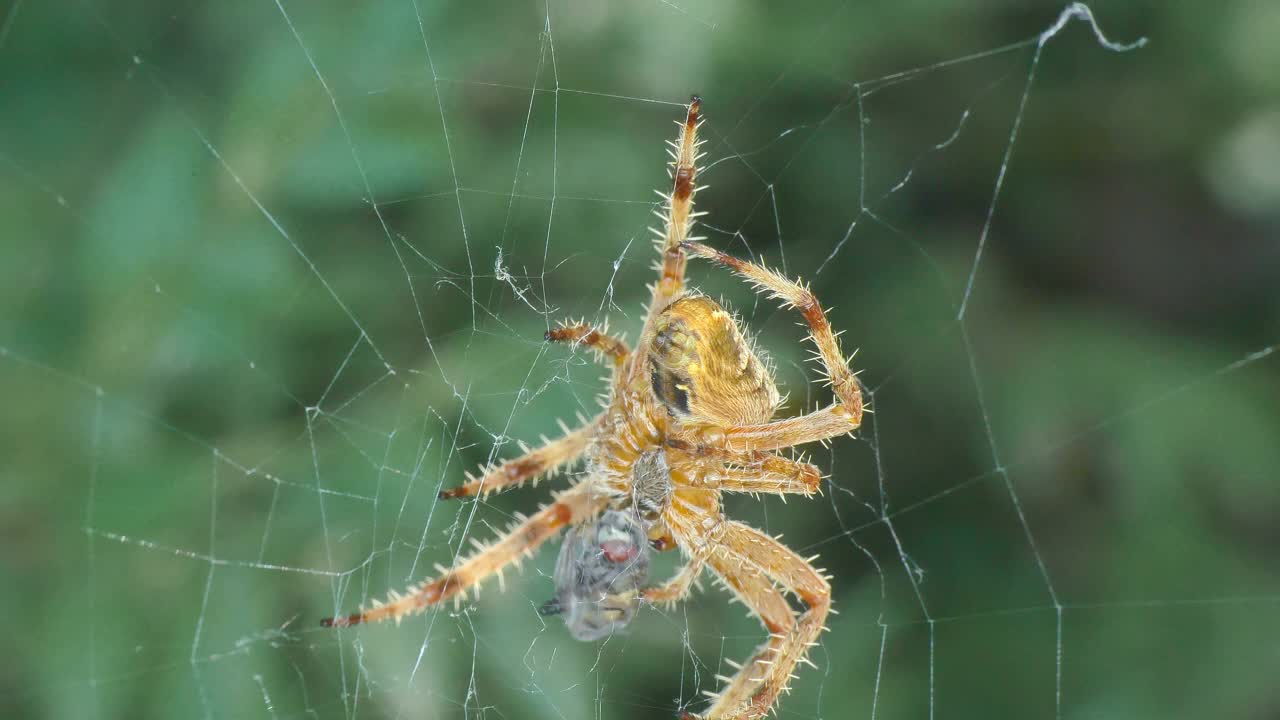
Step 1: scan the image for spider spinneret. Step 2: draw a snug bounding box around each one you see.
[321,95,864,720]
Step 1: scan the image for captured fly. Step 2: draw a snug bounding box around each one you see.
[540,509,650,641]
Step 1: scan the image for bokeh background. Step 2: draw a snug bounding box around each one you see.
[3,1,1278,718]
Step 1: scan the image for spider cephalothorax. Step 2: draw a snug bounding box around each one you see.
[322,96,864,720]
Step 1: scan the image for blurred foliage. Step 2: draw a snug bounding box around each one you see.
[2,1,1278,719]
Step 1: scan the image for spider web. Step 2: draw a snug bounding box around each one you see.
[3,2,1279,719]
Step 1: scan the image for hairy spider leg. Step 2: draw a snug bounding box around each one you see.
[680,241,865,452]
[714,410,859,453]
[666,443,822,497]
[695,456,821,496]
[438,416,600,500]
[545,323,630,367]
[682,521,832,720]
[633,95,704,379]
[695,548,796,716]
[322,484,607,628]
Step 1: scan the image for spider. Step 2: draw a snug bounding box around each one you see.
[322,96,865,720]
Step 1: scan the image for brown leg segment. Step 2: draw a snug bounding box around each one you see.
[438,417,598,500]
[323,484,606,628]
[546,323,630,367]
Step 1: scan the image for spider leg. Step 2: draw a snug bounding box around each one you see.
[666,442,820,496]
[691,548,797,718]
[642,557,705,607]
[680,240,864,450]
[686,521,832,720]
[322,483,607,628]
[438,415,598,500]
[546,322,629,367]
[693,454,821,497]
[712,409,860,453]
[655,97,702,302]
[635,96,703,358]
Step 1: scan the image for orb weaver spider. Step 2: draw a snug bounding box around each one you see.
[322,96,864,720]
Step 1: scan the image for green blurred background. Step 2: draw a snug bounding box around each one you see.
[2,1,1278,718]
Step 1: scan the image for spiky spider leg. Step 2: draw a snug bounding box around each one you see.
[545,322,630,367]
[683,521,832,720]
[680,241,865,452]
[322,484,607,628]
[694,549,796,718]
[696,457,821,497]
[634,95,704,367]
[666,443,822,496]
[437,417,599,500]
[655,96,702,300]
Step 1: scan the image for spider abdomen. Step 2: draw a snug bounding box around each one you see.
[648,296,780,426]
